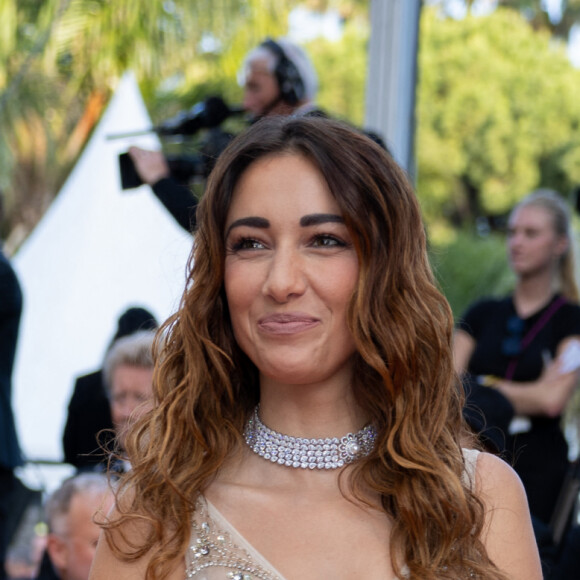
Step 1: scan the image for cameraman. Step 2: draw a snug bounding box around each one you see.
[128,37,322,233]
[239,37,321,120]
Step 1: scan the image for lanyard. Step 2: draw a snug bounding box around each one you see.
[504,296,567,381]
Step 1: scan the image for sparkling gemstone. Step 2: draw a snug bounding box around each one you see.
[345,441,360,456]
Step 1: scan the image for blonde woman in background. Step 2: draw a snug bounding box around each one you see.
[454,189,580,526]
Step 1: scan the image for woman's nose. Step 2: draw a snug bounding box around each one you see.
[262,248,306,303]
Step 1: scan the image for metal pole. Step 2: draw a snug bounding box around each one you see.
[365,0,422,178]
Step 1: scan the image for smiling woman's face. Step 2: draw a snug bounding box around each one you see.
[223,153,359,387]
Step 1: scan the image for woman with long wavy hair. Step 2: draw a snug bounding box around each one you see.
[90,116,540,579]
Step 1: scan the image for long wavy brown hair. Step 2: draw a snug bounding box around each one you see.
[103,116,509,579]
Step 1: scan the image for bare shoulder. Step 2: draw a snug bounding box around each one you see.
[473,452,542,579]
[89,497,185,580]
[474,452,524,495]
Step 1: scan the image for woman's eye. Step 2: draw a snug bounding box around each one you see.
[231,238,265,251]
[311,235,345,248]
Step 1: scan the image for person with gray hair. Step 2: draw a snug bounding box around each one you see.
[102,330,156,458]
[37,473,114,580]
[63,307,158,471]
[238,36,321,120]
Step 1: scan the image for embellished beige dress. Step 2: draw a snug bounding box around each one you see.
[185,449,480,580]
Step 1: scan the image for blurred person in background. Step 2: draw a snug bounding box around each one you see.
[454,189,580,526]
[36,473,113,580]
[63,307,157,472]
[0,194,24,580]
[238,36,320,120]
[127,37,322,233]
[101,330,155,473]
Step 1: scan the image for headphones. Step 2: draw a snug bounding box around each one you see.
[261,38,305,106]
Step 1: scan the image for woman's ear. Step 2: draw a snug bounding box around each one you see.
[46,533,69,573]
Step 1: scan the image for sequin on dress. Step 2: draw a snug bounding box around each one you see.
[185,449,480,579]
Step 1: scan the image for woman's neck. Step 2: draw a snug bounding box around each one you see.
[513,271,557,317]
[257,377,367,439]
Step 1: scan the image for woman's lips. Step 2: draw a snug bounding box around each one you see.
[258,313,320,335]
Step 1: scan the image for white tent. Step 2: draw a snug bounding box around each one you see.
[12,72,193,466]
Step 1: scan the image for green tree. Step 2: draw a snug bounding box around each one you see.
[497,0,580,39]
[416,6,580,240]
[305,16,369,126]
[429,0,580,40]
[430,230,513,317]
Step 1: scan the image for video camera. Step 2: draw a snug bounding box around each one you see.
[114,96,245,189]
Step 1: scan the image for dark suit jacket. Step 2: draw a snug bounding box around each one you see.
[62,370,113,469]
[0,249,23,469]
[152,177,198,233]
[35,551,60,580]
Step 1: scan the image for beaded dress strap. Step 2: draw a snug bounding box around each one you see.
[186,496,284,579]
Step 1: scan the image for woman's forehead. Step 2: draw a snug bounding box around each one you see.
[226,154,338,217]
[510,204,553,227]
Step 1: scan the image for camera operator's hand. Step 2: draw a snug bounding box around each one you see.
[128,146,170,186]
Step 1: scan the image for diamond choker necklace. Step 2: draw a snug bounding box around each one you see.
[244,406,377,470]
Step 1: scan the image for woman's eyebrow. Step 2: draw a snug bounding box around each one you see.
[225,213,344,237]
[225,216,270,237]
[300,213,344,227]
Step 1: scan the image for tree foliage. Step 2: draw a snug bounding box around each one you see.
[305,16,369,126]
[416,6,580,239]
[430,229,513,317]
[430,0,580,39]
[497,0,580,39]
